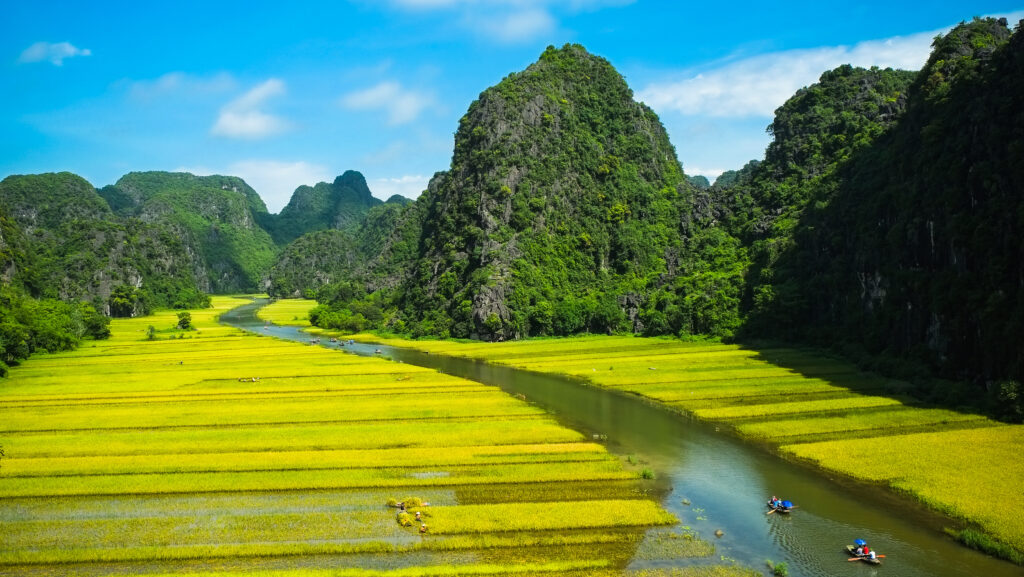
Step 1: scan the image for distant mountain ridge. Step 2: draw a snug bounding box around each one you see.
[268,170,384,245]
[0,168,400,310]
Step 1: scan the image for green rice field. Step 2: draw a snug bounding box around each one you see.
[0,298,724,577]
[345,332,1024,558]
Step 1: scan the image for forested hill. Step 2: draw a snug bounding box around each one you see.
[0,172,204,311]
[1,169,396,308]
[742,18,1024,394]
[266,170,384,245]
[101,171,277,294]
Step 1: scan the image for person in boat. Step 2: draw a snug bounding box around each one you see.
[854,538,867,555]
[419,523,428,534]
[769,496,783,509]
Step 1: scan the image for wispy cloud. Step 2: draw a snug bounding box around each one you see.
[369,175,430,199]
[341,81,435,125]
[129,72,235,101]
[178,160,331,213]
[211,79,290,139]
[639,10,1024,120]
[638,30,939,119]
[18,41,91,66]
[480,8,556,43]
[384,0,632,43]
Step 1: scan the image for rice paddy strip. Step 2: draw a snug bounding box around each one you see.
[4,418,581,458]
[690,396,904,420]
[4,443,610,477]
[784,426,1024,553]
[423,500,675,534]
[0,526,652,567]
[0,297,677,574]
[0,460,638,498]
[1,392,543,433]
[257,298,319,326]
[340,332,1021,556]
[1,500,671,551]
[737,407,992,441]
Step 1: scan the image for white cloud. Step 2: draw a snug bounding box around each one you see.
[481,8,556,43]
[383,0,631,43]
[230,160,331,212]
[211,79,290,139]
[639,11,1024,120]
[685,166,727,181]
[18,41,91,66]
[638,29,940,119]
[369,175,430,199]
[341,81,435,125]
[177,160,331,213]
[129,72,235,100]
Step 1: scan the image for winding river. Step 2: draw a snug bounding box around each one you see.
[221,300,1020,577]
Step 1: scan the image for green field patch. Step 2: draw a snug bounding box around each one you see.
[691,396,905,421]
[423,500,676,534]
[737,407,994,442]
[1,392,543,433]
[454,480,651,505]
[1,417,582,458]
[4,443,609,477]
[0,489,458,523]
[0,460,638,497]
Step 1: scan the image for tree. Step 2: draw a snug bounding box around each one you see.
[176,311,193,330]
[109,285,139,318]
[146,325,156,340]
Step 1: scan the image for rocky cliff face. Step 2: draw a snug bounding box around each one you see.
[397,44,697,339]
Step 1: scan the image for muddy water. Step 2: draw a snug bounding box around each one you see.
[222,300,1021,577]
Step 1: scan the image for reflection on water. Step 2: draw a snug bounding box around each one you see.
[223,300,1021,577]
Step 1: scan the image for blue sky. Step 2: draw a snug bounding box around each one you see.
[3,1,1022,212]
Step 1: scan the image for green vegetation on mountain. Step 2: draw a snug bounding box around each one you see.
[746,18,1023,414]
[319,44,741,341]
[267,171,383,245]
[102,171,277,293]
[686,175,710,190]
[267,194,422,298]
[0,173,207,313]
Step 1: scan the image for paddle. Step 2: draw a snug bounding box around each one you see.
[847,555,885,561]
[766,508,776,515]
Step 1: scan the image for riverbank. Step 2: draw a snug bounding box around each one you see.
[317,329,1024,564]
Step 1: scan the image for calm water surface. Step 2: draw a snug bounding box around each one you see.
[222,300,1021,577]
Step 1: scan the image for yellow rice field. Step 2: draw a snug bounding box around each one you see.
[345,332,1024,557]
[258,298,319,326]
[0,298,691,576]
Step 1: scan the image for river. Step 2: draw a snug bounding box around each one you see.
[221,300,1021,577]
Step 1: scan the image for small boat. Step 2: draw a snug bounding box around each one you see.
[766,500,793,514]
[846,542,881,565]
